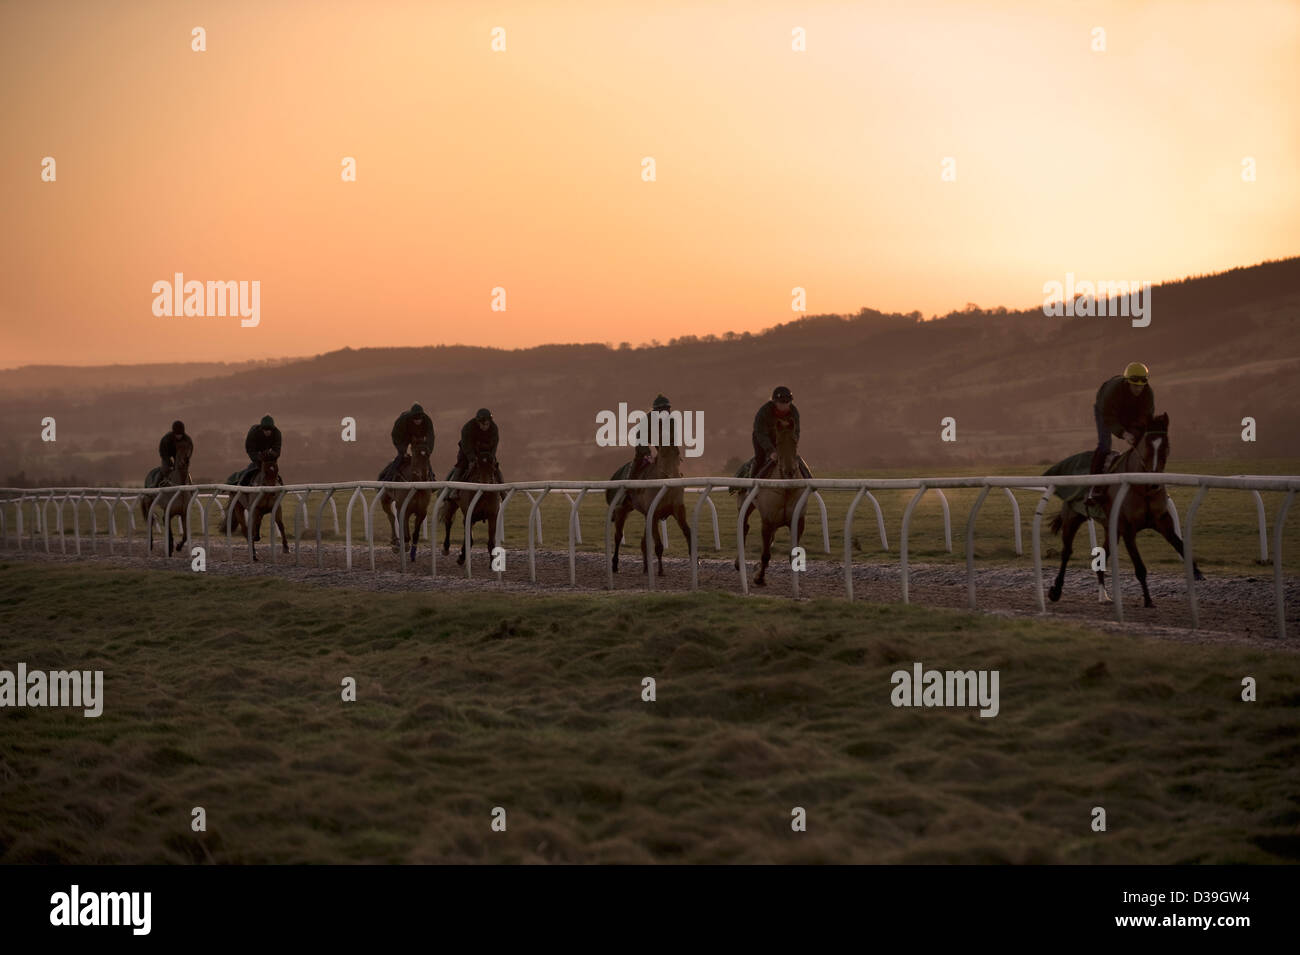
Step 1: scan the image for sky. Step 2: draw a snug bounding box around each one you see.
[1,0,1297,367]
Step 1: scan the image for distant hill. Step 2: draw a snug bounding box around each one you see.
[2,258,1297,485]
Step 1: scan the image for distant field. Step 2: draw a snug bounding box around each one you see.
[0,562,1296,864]
[7,457,1298,577]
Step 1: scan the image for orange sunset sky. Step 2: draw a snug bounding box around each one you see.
[1,0,1297,368]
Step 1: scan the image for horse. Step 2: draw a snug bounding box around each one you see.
[734,415,805,586]
[606,443,692,576]
[227,456,289,561]
[441,449,501,566]
[378,442,434,563]
[142,436,194,555]
[1045,412,1203,607]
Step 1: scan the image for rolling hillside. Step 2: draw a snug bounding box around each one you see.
[2,258,1297,485]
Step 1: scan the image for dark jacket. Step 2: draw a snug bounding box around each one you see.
[459,418,499,458]
[245,424,282,462]
[159,431,186,460]
[753,400,801,455]
[635,410,678,459]
[391,411,435,451]
[1095,376,1154,437]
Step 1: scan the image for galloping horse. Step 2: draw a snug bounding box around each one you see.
[735,415,805,586]
[607,443,692,576]
[227,456,289,561]
[379,441,434,563]
[1045,412,1203,606]
[441,449,501,566]
[142,435,194,554]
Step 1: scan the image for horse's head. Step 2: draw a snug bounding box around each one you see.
[468,450,497,483]
[656,442,683,478]
[262,459,281,485]
[1133,412,1170,474]
[773,416,800,478]
[174,436,194,482]
[409,442,432,481]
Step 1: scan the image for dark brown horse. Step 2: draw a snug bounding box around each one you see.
[441,450,501,566]
[1047,412,1202,606]
[142,436,193,554]
[736,415,805,586]
[228,457,289,561]
[379,442,433,563]
[607,443,692,576]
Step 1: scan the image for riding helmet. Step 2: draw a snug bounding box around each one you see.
[411,403,424,415]
[652,394,671,410]
[476,408,492,421]
[772,386,793,401]
[261,415,275,428]
[171,420,185,435]
[1123,362,1149,383]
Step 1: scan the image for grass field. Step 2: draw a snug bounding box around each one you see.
[7,457,1299,577]
[1,561,1296,864]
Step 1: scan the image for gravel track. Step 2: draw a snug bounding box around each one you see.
[4,535,1296,652]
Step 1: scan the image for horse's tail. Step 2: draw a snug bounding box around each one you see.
[605,462,632,510]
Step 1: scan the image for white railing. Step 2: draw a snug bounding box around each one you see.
[1,472,1296,637]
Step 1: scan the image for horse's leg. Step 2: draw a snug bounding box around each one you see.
[1092,514,1112,604]
[441,502,453,555]
[277,507,289,553]
[672,504,694,565]
[1153,510,1204,581]
[1048,508,1083,603]
[248,509,259,562]
[643,498,663,575]
[735,504,751,571]
[612,507,626,574]
[383,494,399,551]
[755,519,775,586]
[408,506,422,563]
[457,511,468,565]
[1121,525,1153,608]
[249,505,263,561]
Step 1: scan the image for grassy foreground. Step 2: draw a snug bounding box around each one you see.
[0,561,1296,864]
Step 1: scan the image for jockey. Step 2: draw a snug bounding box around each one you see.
[237,415,282,486]
[450,408,503,484]
[632,394,674,478]
[752,386,812,479]
[387,403,435,477]
[158,420,189,478]
[1085,362,1154,504]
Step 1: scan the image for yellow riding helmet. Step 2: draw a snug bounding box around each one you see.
[1123,361,1149,382]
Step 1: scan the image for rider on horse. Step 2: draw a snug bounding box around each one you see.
[752,386,812,479]
[384,403,435,481]
[158,420,190,480]
[236,415,282,486]
[449,408,503,483]
[632,394,674,479]
[1085,362,1154,505]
